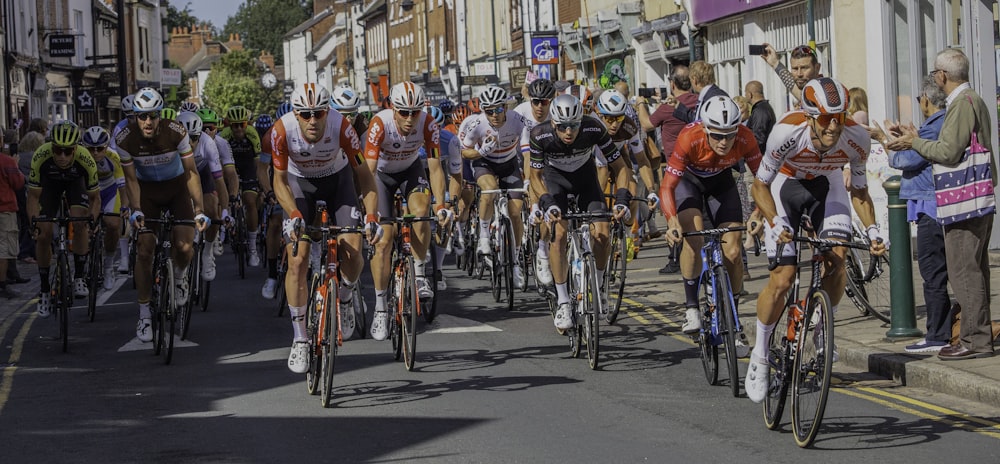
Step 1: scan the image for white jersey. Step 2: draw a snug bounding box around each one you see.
[193,136,223,174]
[214,135,235,166]
[444,135,462,175]
[364,109,440,173]
[757,111,869,188]
[271,111,362,178]
[459,112,530,164]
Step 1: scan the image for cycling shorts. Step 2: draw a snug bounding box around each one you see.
[472,158,524,200]
[290,169,360,229]
[765,173,852,266]
[674,170,742,227]
[375,159,429,219]
[542,163,608,218]
[99,184,121,215]
[139,175,196,229]
[39,177,90,216]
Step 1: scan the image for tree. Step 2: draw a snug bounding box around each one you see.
[164,1,217,36]
[202,50,282,116]
[222,0,312,66]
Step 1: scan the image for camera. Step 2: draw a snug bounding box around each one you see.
[638,88,655,98]
[749,45,766,56]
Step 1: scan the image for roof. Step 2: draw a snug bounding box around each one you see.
[284,7,334,38]
[182,42,229,74]
[357,0,387,22]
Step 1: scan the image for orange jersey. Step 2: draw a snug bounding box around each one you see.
[659,123,762,220]
[271,111,363,178]
[363,109,440,173]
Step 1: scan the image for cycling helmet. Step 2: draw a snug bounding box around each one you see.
[479,86,508,108]
[50,121,82,148]
[453,106,469,124]
[466,97,481,113]
[596,90,628,116]
[177,111,203,136]
[132,87,164,113]
[254,114,273,133]
[428,106,445,125]
[527,79,556,99]
[120,95,136,116]
[330,85,361,112]
[290,83,331,112]
[179,101,201,112]
[160,108,178,120]
[438,99,455,114]
[699,96,742,131]
[226,106,252,123]
[549,94,584,123]
[564,85,593,108]
[801,77,850,116]
[276,102,294,118]
[195,108,221,124]
[389,81,426,110]
[81,126,110,148]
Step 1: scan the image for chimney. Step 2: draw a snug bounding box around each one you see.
[207,42,223,56]
[227,33,244,51]
[167,26,195,71]
[314,0,337,16]
[191,25,204,54]
[259,50,275,72]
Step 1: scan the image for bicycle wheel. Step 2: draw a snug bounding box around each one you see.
[305,273,322,395]
[86,235,102,322]
[763,301,794,430]
[697,270,718,385]
[389,260,403,361]
[57,252,71,352]
[151,256,164,356]
[401,256,419,371]
[844,250,891,323]
[791,289,834,448]
[163,261,177,365]
[502,219,514,311]
[321,283,338,408]
[275,250,288,317]
[423,244,439,323]
[605,224,627,325]
[583,254,600,370]
[181,246,200,340]
[714,266,740,397]
[490,235,502,303]
[200,280,212,312]
[353,283,367,339]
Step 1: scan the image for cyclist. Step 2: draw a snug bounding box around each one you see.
[160,108,178,121]
[745,78,887,403]
[426,106,463,282]
[515,78,556,287]
[461,85,530,288]
[220,105,264,267]
[365,81,451,341]
[198,107,235,258]
[595,89,660,224]
[659,96,762,334]
[255,112,287,300]
[271,83,379,373]
[528,94,634,330]
[81,126,129,290]
[27,121,100,316]
[115,87,209,342]
[178,111,228,281]
[439,99,458,135]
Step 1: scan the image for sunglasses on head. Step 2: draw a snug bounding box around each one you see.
[706,130,738,141]
[555,122,581,132]
[136,112,160,121]
[531,98,551,106]
[812,112,846,126]
[600,114,625,124]
[791,45,817,59]
[296,110,328,121]
[396,109,421,118]
[483,107,506,116]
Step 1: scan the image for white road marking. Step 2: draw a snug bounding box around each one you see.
[423,314,502,334]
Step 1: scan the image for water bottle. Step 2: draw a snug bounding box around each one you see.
[572,256,583,289]
[705,279,714,305]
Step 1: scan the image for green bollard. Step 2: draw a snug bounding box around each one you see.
[883,176,923,339]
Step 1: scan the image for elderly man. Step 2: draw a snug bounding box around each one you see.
[665,61,728,123]
[885,48,995,360]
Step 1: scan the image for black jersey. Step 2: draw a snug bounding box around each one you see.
[528,115,622,173]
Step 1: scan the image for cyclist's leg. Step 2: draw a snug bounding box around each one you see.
[167,178,196,272]
[403,162,432,263]
[815,178,853,309]
[474,161,498,254]
[242,183,261,265]
[705,173,745,296]
[370,169,400,339]
[135,184,163,332]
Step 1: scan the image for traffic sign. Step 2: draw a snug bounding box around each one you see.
[531,37,559,65]
[464,75,498,86]
[535,64,552,81]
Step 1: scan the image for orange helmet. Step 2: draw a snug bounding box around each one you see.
[453,105,469,124]
[467,97,481,114]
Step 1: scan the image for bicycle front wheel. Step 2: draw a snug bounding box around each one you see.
[57,252,71,352]
[698,271,718,385]
[163,261,177,365]
[845,250,891,323]
[321,283,338,408]
[424,244,439,323]
[583,254,600,370]
[86,238,102,322]
[791,289,834,448]
[401,256,418,371]
[502,219,515,311]
[306,273,322,395]
[763,306,793,430]
[714,266,740,397]
[605,224,627,324]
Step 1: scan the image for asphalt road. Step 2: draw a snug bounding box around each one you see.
[1,245,999,463]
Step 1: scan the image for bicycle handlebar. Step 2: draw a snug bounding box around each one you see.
[767,236,872,271]
[681,226,747,238]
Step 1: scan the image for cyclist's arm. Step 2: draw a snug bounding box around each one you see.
[256,157,271,196]
[272,169,297,217]
[635,99,656,132]
[182,155,204,215]
[750,178,779,226]
[342,122,378,219]
[424,117,446,211]
[77,148,102,219]
[121,163,141,217]
[26,186,41,220]
[849,186,878,229]
[629,133,657,192]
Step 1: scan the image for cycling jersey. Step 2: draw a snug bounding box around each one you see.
[95,149,126,192]
[192,137,223,178]
[271,111,363,178]
[528,116,622,173]
[439,128,463,176]
[660,123,762,220]
[219,124,262,181]
[459,112,530,164]
[364,109,440,173]
[756,111,869,188]
[109,118,129,153]
[28,143,100,191]
[114,120,194,182]
[214,135,235,167]
[513,101,549,129]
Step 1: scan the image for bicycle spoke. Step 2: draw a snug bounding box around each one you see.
[791,289,834,447]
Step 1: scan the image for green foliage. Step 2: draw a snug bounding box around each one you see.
[221,0,313,66]
[164,1,217,35]
[202,50,283,117]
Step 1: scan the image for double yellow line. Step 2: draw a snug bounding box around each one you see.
[616,295,1000,440]
[0,299,39,416]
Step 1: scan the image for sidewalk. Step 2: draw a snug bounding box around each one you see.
[627,239,1000,408]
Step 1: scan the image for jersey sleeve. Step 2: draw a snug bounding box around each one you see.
[738,125,764,176]
[659,127,695,220]
[76,147,100,192]
[27,145,50,188]
[270,119,290,172]
[845,127,870,189]
[260,127,273,157]
[528,126,546,169]
[364,115,387,161]
[595,125,623,165]
[756,118,801,185]
[447,137,463,175]
[341,120,365,167]
[108,150,126,188]
[203,138,223,177]
[248,126,263,154]
[216,137,234,166]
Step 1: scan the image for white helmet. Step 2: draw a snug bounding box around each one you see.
[330,85,361,112]
[177,111,203,136]
[699,96,742,131]
[548,94,584,124]
[120,95,135,116]
[596,90,628,116]
[801,77,850,116]
[179,101,201,113]
[290,83,331,111]
[389,81,426,110]
[132,87,164,113]
[478,86,508,108]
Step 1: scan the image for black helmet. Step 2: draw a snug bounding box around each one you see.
[528,79,556,99]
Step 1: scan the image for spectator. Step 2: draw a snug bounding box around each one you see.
[733,95,752,122]
[666,61,728,123]
[848,87,870,125]
[885,48,995,360]
[744,80,776,155]
[877,75,951,353]
[15,131,43,265]
[27,118,49,140]
[760,44,821,104]
[0,128,24,298]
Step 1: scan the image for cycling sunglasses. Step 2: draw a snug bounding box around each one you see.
[600,114,625,124]
[396,109,421,118]
[296,109,328,121]
[812,112,846,126]
[136,112,160,121]
[531,98,551,106]
[483,107,506,116]
[203,125,218,132]
[53,146,75,156]
[555,122,581,132]
[706,130,738,141]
